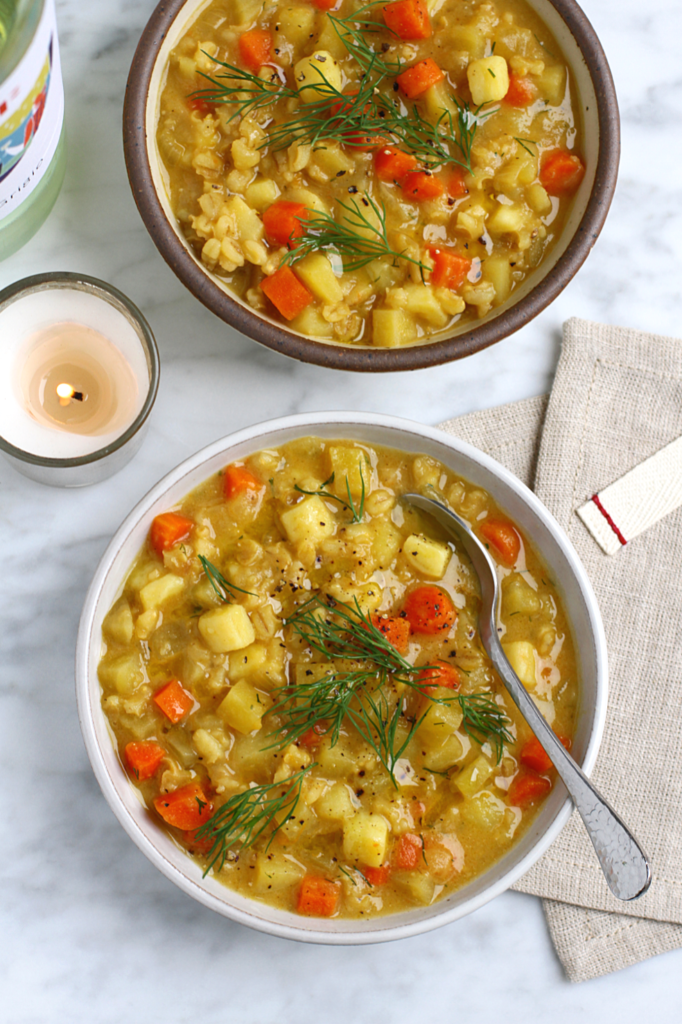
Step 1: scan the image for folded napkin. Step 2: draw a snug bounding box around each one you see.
[439,317,682,982]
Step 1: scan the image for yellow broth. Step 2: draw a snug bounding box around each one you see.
[99,438,578,918]
[156,0,585,348]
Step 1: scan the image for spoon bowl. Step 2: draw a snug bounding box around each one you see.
[403,492,651,902]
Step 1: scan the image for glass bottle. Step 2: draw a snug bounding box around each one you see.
[0,0,65,261]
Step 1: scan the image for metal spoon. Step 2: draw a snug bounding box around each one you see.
[402,492,651,902]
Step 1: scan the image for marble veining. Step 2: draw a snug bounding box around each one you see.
[2,0,682,1019]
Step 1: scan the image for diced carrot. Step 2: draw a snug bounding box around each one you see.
[401,170,444,202]
[396,58,444,99]
[539,149,586,195]
[520,734,572,774]
[330,89,388,149]
[363,864,391,886]
[417,659,460,693]
[299,721,329,749]
[297,876,341,916]
[124,741,166,781]
[479,519,521,567]
[393,833,425,870]
[223,463,262,499]
[261,265,314,321]
[383,0,431,40]
[153,679,194,724]
[262,200,309,249]
[149,511,194,557]
[403,586,456,635]
[445,167,468,198]
[187,96,215,115]
[374,146,418,183]
[238,29,272,73]
[508,771,552,807]
[182,827,215,855]
[504,73,538,107]
[428,247,471,289]
[371,613,411,653]
[154,782,213,831]
[311,0,341,8]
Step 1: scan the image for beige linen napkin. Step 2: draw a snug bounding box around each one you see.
[438,317,682,981]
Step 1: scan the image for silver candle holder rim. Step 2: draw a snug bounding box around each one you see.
[0,271,160,470]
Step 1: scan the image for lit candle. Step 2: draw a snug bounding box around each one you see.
[0,273,159,486]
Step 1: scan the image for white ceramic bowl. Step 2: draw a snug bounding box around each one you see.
[76,412,608,942]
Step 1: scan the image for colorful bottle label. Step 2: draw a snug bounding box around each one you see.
[0,0,64,221]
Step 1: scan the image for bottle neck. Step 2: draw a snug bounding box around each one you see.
[0,1,43,81]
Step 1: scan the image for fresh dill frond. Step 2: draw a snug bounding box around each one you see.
[195,766,313,873]
[329,0,402,76]
[282,192,427,277]
[513,136,538,156]
[380,98,494,173]
[198,555,257,601]
[192,55,293,122]
[457,693,514,761]
[293,463,366,523]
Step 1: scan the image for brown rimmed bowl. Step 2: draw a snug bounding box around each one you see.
[123,0,619,372]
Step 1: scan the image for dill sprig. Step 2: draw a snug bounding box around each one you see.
[379,98,495,173]
[329,0,402,77]
[195,766,313,873]
[269,596,512,777]
[198,555,256,601]
[293,463,366,523]
[513,136,538,156]
[282,192,427,277]
[192,56,293,123]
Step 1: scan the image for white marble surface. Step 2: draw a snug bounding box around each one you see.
[2,0,682,1019]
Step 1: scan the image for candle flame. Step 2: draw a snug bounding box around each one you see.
[57,383,75,400]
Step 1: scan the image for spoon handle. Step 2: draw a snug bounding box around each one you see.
[488,633,651,901]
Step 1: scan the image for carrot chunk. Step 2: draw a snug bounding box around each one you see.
[403,586,456,634]
[124,741,166,780]
[238,29,272,73]
[375,146,418,183]
[383,0,431,40]
[445,167,468,198]
[371,613,411,653]
[479,519,521,567]
[331,89,388,149]
[401,170,444,202]
[311,0,340,8]
[393,833,425,870]
[363,864,391,886]
[299,721,329,749]
[396,58,444,98]
[262,200,309,249]
[508,771,552,807]
[223,463,262,499]
[428,247,471,289]
[539,149,586,195]
[150,511,194,557]
[520,734,572,774]
[153,679,194,724]
[261,265,314,321]
[297,876,341,916]
[187,96,215,115]
[154,782,213,831]
[504,73,538,107]
[417,659,460,693]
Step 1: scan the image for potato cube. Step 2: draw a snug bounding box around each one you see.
[525,183,552,215]
[99,653,145,695]
[245,179,280,211]
[280,495,336,546]
[502,639,537,688]
[198,604,255,653]
[487,202,529,237]
[139,573,185,611]
[373,308,414,348]
[423,79,457,120]
[422,733,465,772]
[467,56,510,105]
[502,575,541,615]
[315,782,356,822]
[536,64,567,106]
[217,679,271,734]
[310,143,355,180]
[289,307,334,339]
[393,870,436,905]
[278,5,316,49]
[371,522,403,568]
[231,0,263,25]
[294,254,343,305]
[329,445,368,501]
[402,533,451,579]
[224,196,264,242]
[343,812,389,867]
[402,284,449,328]
[229,641,286,689]
[294,51,342,102]
[454,754,493,798]
[103,599,134,644]
[461,790,505,829]
[254,852,306,892]
[294,662,335,687]
[483,255,512,303]
[418,694,463,744]
[450,25,486,58]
